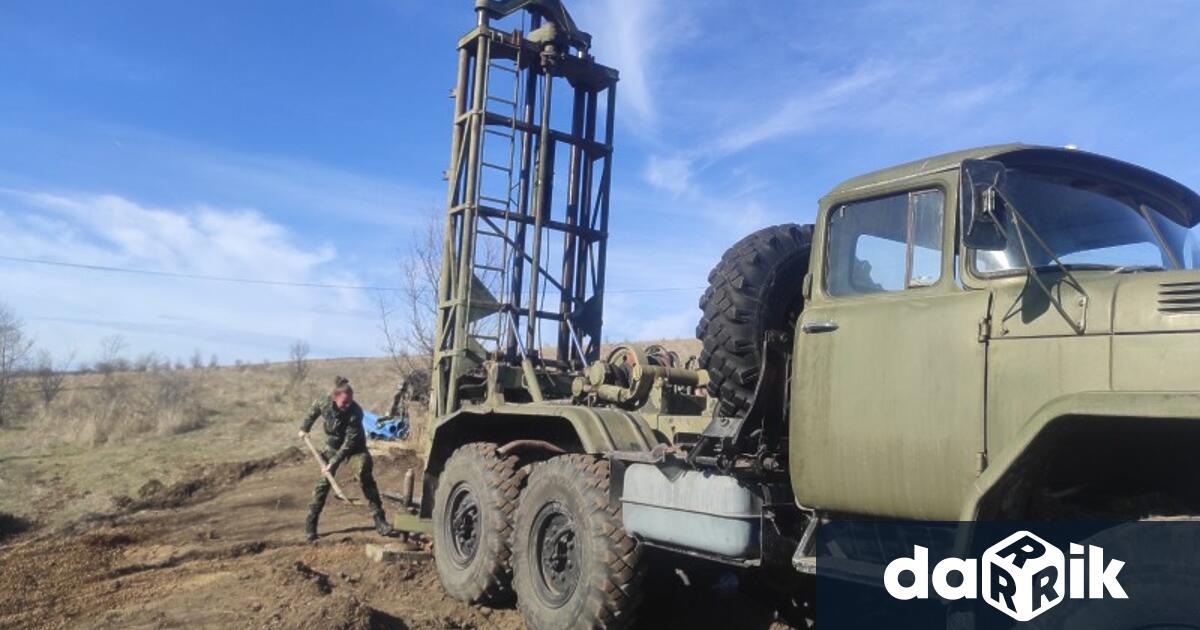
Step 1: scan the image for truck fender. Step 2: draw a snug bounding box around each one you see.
[958,391,1200,521]
[418,403,662,518]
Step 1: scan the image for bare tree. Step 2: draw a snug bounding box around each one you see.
[0,304,35,426]
[189,349,204,370]
[133,352,159,372]
[34,349,73,412]
[95,335,128,377]
[399,212,442,364]
[208,354,219,369]
[384,209,501,369]
[288,340,311,387]
[377,292,417,379]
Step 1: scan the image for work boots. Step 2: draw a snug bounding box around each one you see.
[373,511,396,537]
[305,511,319,543]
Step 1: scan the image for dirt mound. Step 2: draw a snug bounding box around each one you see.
[268,591,399,630]
[261,555,410,629]
[374,447,422,472]
[114,446,305,512]
[82,530,139,549]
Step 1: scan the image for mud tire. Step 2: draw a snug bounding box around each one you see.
[696,223,814,417]
[432,442,526,604]
[512,455,644,630]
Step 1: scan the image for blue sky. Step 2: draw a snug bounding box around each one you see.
[2,0,1198,364]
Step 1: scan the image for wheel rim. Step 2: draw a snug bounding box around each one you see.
[531,501,581,608]
[445,482,480,568]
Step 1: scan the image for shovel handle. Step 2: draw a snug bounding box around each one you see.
[303,434,355,504]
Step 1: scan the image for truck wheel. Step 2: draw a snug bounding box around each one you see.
[432,442,526,604]
[512,455,644,629]
[697,223,813,417]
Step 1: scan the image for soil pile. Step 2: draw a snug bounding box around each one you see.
[112,446,305,512]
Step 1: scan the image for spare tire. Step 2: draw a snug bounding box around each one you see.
[696,223,813,417]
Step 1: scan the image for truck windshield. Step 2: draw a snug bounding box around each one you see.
[973,169,1200,274]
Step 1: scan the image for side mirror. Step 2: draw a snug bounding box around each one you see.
[961,159,1010,251]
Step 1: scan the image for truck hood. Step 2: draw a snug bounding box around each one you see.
[1113,270,1200,334]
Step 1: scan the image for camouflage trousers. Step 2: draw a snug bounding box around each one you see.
[309,450,385,518]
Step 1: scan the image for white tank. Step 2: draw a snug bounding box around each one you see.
[620,463,760,559]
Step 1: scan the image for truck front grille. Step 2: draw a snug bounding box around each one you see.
[1158,281,1200,314]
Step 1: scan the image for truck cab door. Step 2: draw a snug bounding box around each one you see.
[790,183,989,520]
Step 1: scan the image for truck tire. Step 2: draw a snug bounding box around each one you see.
[432,442,526,604]
[697,223,813,417]
[512,455,644,630]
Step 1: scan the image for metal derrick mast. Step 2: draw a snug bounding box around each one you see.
[432,0,618,417]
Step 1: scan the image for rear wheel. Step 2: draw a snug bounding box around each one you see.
[432,442,526,604]
[697,223,813,417]
[512,455,644,629]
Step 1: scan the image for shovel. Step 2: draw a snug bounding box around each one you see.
[302,434,357,505]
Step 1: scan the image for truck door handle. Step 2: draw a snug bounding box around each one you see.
[800,320,839,334]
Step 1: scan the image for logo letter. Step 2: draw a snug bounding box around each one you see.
[1031,564,1059,609]
[931,557,977,600]
[993,535,1046,568]
[884,545,929,600]
[990,565,1018,612]
[1088,545,1127,599]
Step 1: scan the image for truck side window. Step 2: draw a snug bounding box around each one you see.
[825,189,944,296]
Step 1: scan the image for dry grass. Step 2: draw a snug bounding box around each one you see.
[0,356,414,527]
[59,371,209,445]
[0,340,698,528]
[21,357,414,445]
[15,339,701,448]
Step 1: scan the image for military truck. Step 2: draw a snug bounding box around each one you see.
[416,2,1200,628]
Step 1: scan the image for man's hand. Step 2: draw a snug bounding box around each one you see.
[298,430,308,440]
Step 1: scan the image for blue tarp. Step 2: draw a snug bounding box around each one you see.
[362,411,410,441]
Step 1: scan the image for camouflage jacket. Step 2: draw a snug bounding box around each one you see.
[299,395,366,467]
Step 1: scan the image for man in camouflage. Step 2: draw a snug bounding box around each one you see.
[298,376,395,542]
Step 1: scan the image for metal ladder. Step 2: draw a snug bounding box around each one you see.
[466,44,524,358]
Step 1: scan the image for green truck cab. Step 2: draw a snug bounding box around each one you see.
[792,144,1200,524]
[420,142,1200,628]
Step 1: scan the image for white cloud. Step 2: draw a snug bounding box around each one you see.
[576,0,695,130]
[590,0,659,126]
[708,63,896,158]
[0,122,441,233]
[643,154,694,197]
[0,190,381,363]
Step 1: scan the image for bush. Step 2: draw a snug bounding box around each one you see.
[151,371,206,436]
[0,303,34,426]
[288,340,310,388]
[72,371,207,444]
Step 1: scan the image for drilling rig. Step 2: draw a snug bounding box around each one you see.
[431,0,617,418]
[421,3,716,626]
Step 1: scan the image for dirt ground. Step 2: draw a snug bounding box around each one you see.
[0,441,793,630]
[0,342,796,629]
[0,444,511,630]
